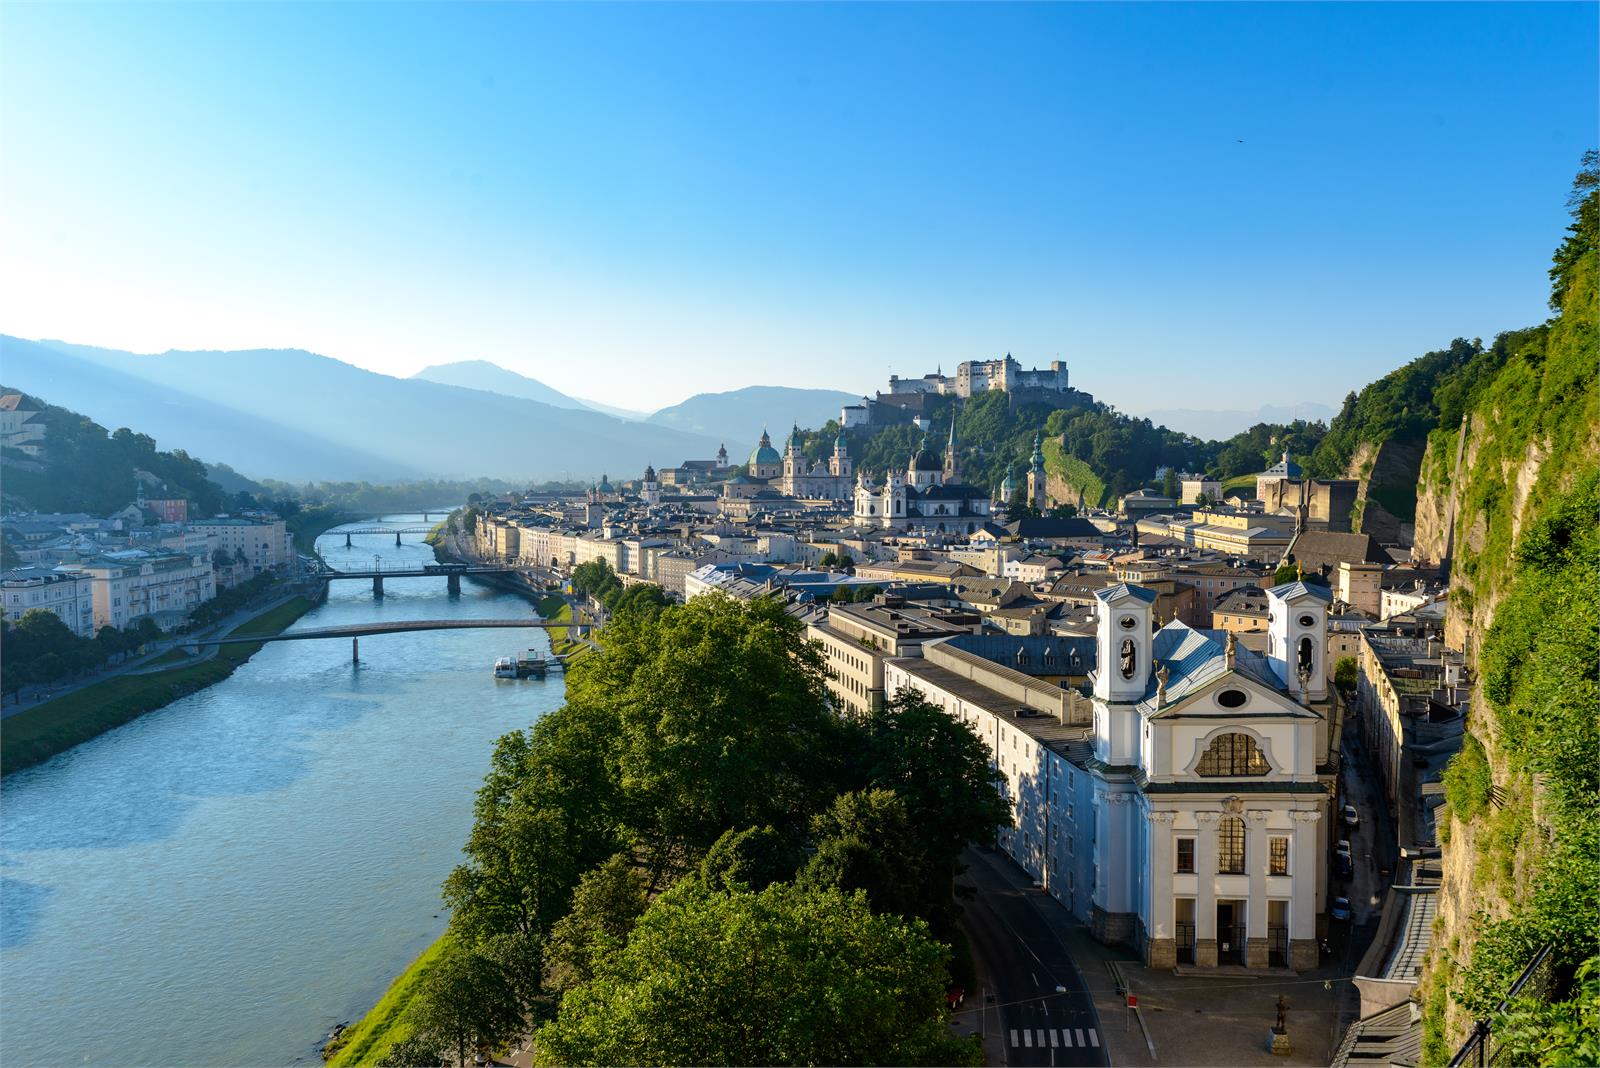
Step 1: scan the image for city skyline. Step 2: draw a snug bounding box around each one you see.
[3,3,1595,413]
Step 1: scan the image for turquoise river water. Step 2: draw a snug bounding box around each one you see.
[1,516,564,1066]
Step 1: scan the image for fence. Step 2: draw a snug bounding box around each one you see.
[1445,943,1555,1068]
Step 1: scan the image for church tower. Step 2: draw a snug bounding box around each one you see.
[783,424,803,486]
[717,443,729,468]
[943,421,960,483]
[829,432,852,478]
[1026,434,1048,509]
[641,465,660,506]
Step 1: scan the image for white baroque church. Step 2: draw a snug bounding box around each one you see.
[852,427,993,532]
[883,579,1335,971]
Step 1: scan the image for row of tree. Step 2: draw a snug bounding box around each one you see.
[384,590,1007,1065]
[1,610,162,698]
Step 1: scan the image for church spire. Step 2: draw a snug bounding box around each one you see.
[943,420,960,482]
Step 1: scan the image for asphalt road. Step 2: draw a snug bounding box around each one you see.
[959,848,1109,1067]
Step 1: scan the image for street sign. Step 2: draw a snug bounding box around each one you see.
[1126,994,1138,1008]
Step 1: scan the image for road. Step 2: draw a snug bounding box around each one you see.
[959,847,1108,1067]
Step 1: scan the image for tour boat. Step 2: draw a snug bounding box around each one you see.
[492,656,517,679]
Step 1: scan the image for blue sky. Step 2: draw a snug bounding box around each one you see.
[2,3,1594,415]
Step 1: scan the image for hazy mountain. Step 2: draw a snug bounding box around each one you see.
[2,337,722,483]
[573,396,649,421]
[411,360,591,411]
[0,336,416,482]
[648,386,861,453]
[1136,402,1338,441]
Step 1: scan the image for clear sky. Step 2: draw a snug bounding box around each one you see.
[2,3,1595,415]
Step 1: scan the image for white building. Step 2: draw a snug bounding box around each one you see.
[2,566,97,637]
[886,580,1334,971]
[0,394,46,456]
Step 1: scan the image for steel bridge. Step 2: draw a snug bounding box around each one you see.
[335,526,437,547]
[312,562,514,595]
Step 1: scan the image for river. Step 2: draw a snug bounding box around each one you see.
[0,516,564,1067]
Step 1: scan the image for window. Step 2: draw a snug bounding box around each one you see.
[1175,837,1195,873]
[1196,733,1271,776]
[1270,836,1289,876]
[1218,817,1246,874]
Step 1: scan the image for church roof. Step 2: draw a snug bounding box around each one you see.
[909,446,942,472]
[1138,621,1311,716]
[1260,452,1303,478]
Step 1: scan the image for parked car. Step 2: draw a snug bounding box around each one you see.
[1342,803,1360,828]
[1335,853,1354,879]
[1331,896,1352,922]
[1336,838,1352,857]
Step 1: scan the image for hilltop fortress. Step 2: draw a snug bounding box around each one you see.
[841,353,1089,428]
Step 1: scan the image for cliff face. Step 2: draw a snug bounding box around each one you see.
[1416,230,1599,1060]
[1343,436,1426,546]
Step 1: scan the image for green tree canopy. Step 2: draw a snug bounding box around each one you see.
[535,882,980,1067]
[544,853,648,994]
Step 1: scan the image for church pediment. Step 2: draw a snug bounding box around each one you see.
[1142,670,1319,721]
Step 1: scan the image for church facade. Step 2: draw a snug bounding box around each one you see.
[852,428,992,532]
[883,580,1333,971]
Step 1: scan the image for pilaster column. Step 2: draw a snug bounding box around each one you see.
[1246,809,1271,968]
[1289,810,1323,970]
[1194,810,1220,966]
[1145,810,1178,968]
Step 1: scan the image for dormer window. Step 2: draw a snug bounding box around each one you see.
[1196,733,1270,776]
[1015,648,1030,667]
[1042,647,1056,668]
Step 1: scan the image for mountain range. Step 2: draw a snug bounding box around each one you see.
[0,339,859,484]
[0,337,723,484]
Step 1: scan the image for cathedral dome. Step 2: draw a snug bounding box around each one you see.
[910,447,942,472]
[747,428,781,468]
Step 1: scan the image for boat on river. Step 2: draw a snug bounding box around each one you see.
[493,650,551,679]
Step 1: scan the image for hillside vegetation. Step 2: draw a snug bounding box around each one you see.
[0,388,230,516]
[1419,152,1600,1064]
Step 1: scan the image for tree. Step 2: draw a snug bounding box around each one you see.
[1334,656,1358,693]
[818,551,840,569]
[1195,491,1213,507]
[582,593,849,854]
[535,882,980,1067]
[1161,468,1178,499]
[544,853,648,993]
[374,1033,444,1067]
[408,942,524,1068]
[800,789,926,919]
[1272,561,1300,587]
[850,690,1011,925]
[0,532,19,569]
[700,825,804,893]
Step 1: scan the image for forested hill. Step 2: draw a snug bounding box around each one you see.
[0,388,231,517]
[789,385,1327,508]
[1414,153,1599,1063]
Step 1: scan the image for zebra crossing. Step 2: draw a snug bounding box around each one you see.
[1009,1026,1100,1049]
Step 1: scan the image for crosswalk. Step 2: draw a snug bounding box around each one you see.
[1009,1027,1100,1049]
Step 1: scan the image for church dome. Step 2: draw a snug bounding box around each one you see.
[910,446,942,472]
[748,428,782,468]
[643,465,656,481]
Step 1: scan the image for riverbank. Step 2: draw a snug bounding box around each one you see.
[1,595,316,776]
[287,508,352,556]
[324,935,453,1066]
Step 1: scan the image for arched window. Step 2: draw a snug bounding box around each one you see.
[1196,733,1271,776]
[1218,816,1246,873]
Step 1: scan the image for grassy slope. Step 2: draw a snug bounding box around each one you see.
[1,597,313,775]
[287,508,351,555]
[1040,438,1108,508]
[326,935,452,1067]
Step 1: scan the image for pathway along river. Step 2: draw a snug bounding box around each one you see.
[1,517,564,1067]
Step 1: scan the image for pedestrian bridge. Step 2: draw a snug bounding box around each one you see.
[335,526,438,547]
[187,618,589,646]
[184,616,593,663]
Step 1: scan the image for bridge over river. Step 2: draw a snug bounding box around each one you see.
[185,617,593,662]
[312,562,516,595]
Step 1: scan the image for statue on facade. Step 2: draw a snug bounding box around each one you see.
[1119,637,1136,679]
